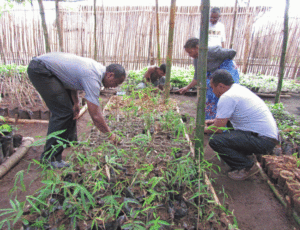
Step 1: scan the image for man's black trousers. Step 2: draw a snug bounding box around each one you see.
[27,59,77,162]
[209,130,276,170]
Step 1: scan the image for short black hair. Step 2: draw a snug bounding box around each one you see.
[159,64,166,74]
[106,64,126,79]
[211,7,221,15]
[211,69,234,86]
[184,37,199,49]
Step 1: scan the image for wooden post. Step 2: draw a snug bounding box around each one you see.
[164,0,176,101]
[242,0,251,74]
[55,0,64,52]
[195,0,209,160]
[148,12,155,65]
[101,1,106,65]
[37,0,51,53]
[275,0,290,103]
[155,0,162,66]
[94,0,98,61]
[229,0,238,49]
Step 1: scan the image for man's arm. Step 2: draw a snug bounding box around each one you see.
[204,118,228,134]
[71,90,80,120]
[177,79,197,94]
[87,100,118,143]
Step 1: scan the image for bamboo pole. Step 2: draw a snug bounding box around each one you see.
[229,0,238,49]
[94,0,97,60]
[55,0,64,52]
[275,0,289,103]
[37,0,51,53]
[155,0,161,66]
[242,0,251,74]
[1,105,88,124]
[195,0,209,160]
[101,1,106,65]
[164,0,176,101]
[0,137,34,178]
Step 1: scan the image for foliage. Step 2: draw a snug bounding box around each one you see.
[0,89,238,229]
[239,73,300,93]
[0,64,28,74]
[266,101,300,145]
[124,65,194,90]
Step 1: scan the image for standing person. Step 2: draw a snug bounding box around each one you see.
[208,7,226,48]
[178,37,239,120]
[27,52,126,168]
[205,69,278,181]
[194,7,226,48]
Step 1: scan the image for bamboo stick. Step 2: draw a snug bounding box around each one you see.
[1,104,88,124]
[0,137,34,178]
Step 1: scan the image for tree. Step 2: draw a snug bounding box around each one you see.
[275,0,289,103]
[37,0,51,53]
[55,0,64,52]
[164,0,176,101]
[229,0,238,49]
[94,0,98,60]
[194,0,210,159]
[155,0,161,66]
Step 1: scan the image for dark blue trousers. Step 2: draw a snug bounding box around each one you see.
[27,59,77,162]
[209,130,276,170]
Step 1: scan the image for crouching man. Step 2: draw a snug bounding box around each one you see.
[27,52,126,168]
[205,69,278,181]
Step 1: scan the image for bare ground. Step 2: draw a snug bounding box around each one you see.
[0,93,299,229]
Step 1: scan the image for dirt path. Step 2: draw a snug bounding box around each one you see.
[0,93,299,229]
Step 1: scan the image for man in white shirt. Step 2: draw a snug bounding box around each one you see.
[204,69,278,181]
[209,7,226,48]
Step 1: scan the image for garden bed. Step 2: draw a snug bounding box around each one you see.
[5,94,237,230]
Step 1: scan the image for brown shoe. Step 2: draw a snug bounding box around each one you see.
[227,163,259,181]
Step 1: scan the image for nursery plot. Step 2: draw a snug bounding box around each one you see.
[15,94,236,230]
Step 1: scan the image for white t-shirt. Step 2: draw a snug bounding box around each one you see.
[216,84,278,140]
[208,22,226,47]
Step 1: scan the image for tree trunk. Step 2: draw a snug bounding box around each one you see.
[155,0,161,66]
[229,0,238,49]
[94,0,98,60]
[275,0,289,103]
[55,0,64,52]
[242,0,251,74]
[148,14,154,65]
[37,0,51,53]
[195,0,209,159]
[164,0,176,101]
[101,0,106,65]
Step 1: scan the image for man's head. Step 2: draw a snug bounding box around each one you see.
[158,63,166,76]
[210,7,221,25]
[103,64,126,88]
[210,69,234,98]
[184,38,199,59]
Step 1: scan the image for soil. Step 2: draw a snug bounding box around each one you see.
[0,93,300,229]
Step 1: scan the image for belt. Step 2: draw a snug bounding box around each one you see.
[249,131,278,145]
[259,135,279,145]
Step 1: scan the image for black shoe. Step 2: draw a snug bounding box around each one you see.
[50,160,70,169]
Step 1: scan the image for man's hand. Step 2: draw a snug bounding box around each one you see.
[73,103,80,120]
[109,133,122,145]
[205,119,215,126]
[177,86,189,95]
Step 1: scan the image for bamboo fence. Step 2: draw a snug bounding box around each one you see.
[0,5,300,78]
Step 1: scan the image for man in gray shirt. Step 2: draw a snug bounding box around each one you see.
[27,52,126,169]
[204,69,278,181]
